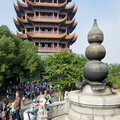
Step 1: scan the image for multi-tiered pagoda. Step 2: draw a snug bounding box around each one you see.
[13,0,77,55]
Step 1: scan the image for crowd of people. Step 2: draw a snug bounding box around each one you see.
[0,81,53,120]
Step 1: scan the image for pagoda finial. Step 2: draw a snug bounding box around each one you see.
[93,19,98,27]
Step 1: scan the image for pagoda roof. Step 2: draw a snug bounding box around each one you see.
[69,22,78,33]
[65,3,75,11]
[17,16,28,23]
[26,15,67,23]
[14,3,19,11]
[13,18,21,32]
[69,34,78,45]
[26,31,67,39]
[69,6,78,20]
[17,0,28,8]
[17,31,28,39]
[65,18,75,25]
[65,33,76,40]
[27,0,67,8]
[14,3,21,17]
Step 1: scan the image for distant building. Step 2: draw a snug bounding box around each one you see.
[14,0,78,57]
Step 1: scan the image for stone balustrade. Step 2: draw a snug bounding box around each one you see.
[46,101,68,119]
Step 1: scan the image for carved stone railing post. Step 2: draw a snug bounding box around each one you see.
[64,91,69,114]
[37,96,48,120]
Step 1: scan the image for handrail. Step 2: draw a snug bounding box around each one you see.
[46,101,65,109]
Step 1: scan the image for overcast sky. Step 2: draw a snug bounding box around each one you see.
[0,0,120,63]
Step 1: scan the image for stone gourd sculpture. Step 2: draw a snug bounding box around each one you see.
[83,19,108,82]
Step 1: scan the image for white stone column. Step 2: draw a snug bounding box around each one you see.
[37,105,48,120]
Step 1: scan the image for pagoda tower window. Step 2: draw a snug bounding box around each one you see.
[41,0,52,3]
[54,13,57,18]
[36,27,39,31]
[35,42,39,47]
[30,0,34,2]
[54,43,57,47]
[54,28,57,33]
[59,0,65,3]
[23,30,25,34]
[27,13,34,17]
[59,29,65,34]
[41,0,46,3]
[23,16,25,19]
[41,43,45,47]
[62,44,65,48]
[27,28,34,32]
[36,12,39,17]
[48,43,52,47]
[59,15,65,19]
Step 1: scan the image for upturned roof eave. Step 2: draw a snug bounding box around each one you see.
[69,34,78,45]
[26,15,67,23]
[17,31,28,39]
[65,3,75,11]
[69,22,78,33]
[26,0,66,8]
[17,16,28,23]
[69,7,78,20]
[65,18,75,25]
[17,0,28,8]
[13,18,21,32]
[65,33,76,40]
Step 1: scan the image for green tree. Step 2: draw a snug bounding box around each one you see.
[0,25,43,86]
[44,51,87,100]
[19,40,43,79]
[107,63,120,87]
[0,25,12,39]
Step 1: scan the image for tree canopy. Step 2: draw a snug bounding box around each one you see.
[107,63,120,87]
[43,51,87,99]
[0,25,43,86]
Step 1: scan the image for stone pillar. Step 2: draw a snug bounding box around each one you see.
[37,96,48,120]
[64,91,69,114]
[37,105,48,120]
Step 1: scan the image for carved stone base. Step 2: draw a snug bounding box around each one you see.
[66,86,120,120]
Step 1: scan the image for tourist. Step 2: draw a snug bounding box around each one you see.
[0,110,2,120]
[0,101,3,112]
[37,91,44,102]
[4,95,9,111]
[22,95,26,106]
[0,101,3,120]
[44,90,52,104]
[31,91,35,100]
[27,92,31,99]
[37,101,40,106]
[30,99,38,112]
[10,102,16,120]
[13,91,21,120]
[5,105,10,120]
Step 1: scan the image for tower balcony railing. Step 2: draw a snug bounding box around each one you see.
[34,31,58,34]
[35,16,58,19]
[38,47,70,53]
